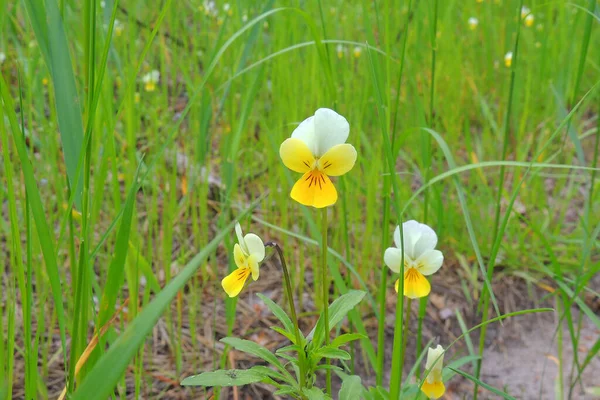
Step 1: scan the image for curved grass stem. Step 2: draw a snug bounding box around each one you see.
[265,242,306,390]
[321,208,331,396]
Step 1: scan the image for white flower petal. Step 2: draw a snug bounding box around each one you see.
[313,108,349,156]
[384,247,402,273]
[425,345,445,382]
[412,224,438,258]
[394,221,417,259]
[235,223,248,254]
[244,233,265,262]
[416,250,443,276]
[291,115,317,155]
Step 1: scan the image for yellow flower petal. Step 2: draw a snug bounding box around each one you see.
[280,138,315,173]
[290,170,337,208]
[221,268,251,297]
[233,244,246,269]
[403,268,431,299]
[421,380,445,399]
[318,144,357,176]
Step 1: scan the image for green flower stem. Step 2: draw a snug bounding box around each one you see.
[265,242,306,390]
[401,298,412,367]
[321,207,331,396]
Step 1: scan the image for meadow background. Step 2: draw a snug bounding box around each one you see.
[0,0,599,398]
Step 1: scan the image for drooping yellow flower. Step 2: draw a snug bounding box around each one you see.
[421,345,446,399]
[384,220,443,299]
[221,223,265,297]
[504,51,513,68]
[279,108,357,208]
[142,70,160,92]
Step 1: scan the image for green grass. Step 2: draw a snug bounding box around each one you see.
[0,0,599,398]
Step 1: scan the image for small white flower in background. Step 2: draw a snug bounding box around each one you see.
[142,70,160,92]
[353,46,362,58]
[421,345,446,399]
[114,19,124,37]
[524,14,534,27]
[242,14,248,22]
[336,44,346,59]
[0,52,6,65]
[521,6,530,19]
[223,3,233,16]
[468,17,479,30]
[203,0,217,16]
[504,51,513,68]
[384,220,444,299]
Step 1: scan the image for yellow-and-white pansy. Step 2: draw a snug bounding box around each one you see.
[524,13,534,27]
[353,46,362,58]
[384,220,443,299]
[279,108,357,208]
[421,345,446,399]
[504,51,513,68]
[468,17,479,30]
[142,70,160,92]
[221,223,265,297]
[520,6,530,19]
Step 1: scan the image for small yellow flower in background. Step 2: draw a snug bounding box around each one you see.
[384,220,443,299]
[42,77,49,86]
[142,70,159,92]
[221,223,265,297]
[336,44,346,59]
[524,14,534,27]
[476,0,483,3]
[468,17,479,30]
[134,92,140,104]
[279,108,357,208]
[223,3,233,16]
[421,345,446,399]
[114,19,124,37]
[504,51,513,67]
[353,46,362,58]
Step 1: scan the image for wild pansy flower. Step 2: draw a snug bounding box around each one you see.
[468,17,479,30]
[142,70,159,92]
[279,108,357,208]
[353,46,362,58]
[384,220,443,299]
[524,13,534,27]
[520,6,530,19]
[336,44,346,59]
[221,223,265,297]
[504,51,513,67]
[114,19,124,37]
[223,3,233,16]
[421,345,445,399]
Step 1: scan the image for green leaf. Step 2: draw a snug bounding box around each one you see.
[330,333,367,348]
[339,375,364,400]
[180,368,265,387]
[448,367,516,400]
[273,385,299,396]
[271,326,297,344]
[309,290,366,347]
[314,346,351,360]
[220,337,283,370]
[256,293,297,342]
[248,365,295,385]
[303,387,328,400]
[71,201,260,400]
[23,0,84,207]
